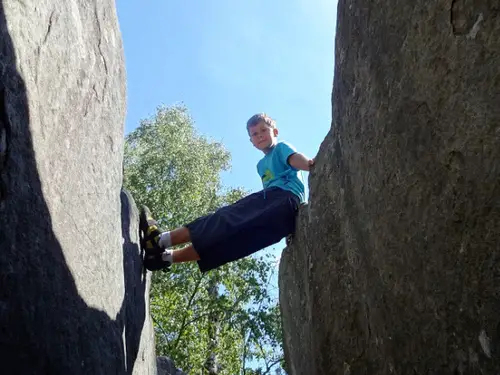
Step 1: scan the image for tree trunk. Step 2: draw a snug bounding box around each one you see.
[204,276,220,375]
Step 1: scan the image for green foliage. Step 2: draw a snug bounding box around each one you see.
[123,104,234,227]
[123,105,284,375]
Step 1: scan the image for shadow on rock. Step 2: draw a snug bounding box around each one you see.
[120,189,149,374]
[0,3,149,374]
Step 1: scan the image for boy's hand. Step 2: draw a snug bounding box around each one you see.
[308,158,315,167]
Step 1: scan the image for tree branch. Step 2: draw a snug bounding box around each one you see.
[173,273,206,349]
[181,291,249,329]
[151,314,171,349]
[261,357,284,375]
[241,330,252,375]
[254,329,270,370]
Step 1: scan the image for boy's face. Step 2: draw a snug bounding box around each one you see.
[248,121,278,152]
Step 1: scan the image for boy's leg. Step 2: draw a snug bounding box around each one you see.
[188,188,299,273]
[141,188,298,272]
[143,244,200,271]
[171,244,200,263]
[170,227,190,246]
[158,226,191,249]
[140,206,201,271]
[139,206,191,254]
[141,192,264,271]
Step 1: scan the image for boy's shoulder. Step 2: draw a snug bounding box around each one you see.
[276,140,296,150]
[276,140,290,146]
[275,141,298,156]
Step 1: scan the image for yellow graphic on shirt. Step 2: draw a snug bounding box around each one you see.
[262,169,274,182]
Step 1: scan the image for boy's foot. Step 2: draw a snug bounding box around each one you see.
[139,205,164,255]
[143,252,172,272]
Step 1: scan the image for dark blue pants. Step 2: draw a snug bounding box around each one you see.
[185,187,299,272]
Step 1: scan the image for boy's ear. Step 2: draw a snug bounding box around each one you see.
[273,128,279,137]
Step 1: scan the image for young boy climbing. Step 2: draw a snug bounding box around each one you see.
[140,113,314,272]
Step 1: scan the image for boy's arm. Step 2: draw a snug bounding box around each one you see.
[288,152,315,171]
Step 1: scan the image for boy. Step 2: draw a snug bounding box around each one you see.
[140,113,314,272]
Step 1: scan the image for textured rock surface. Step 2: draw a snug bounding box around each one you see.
[280,0,500,374]
[0,1,156,374]
[156,356,187,375]
[279,209,314,375]
[122,190,157,375]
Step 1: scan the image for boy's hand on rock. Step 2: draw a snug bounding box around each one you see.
[309,158,315,167]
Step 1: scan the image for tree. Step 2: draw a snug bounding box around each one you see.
[123,104,284,374]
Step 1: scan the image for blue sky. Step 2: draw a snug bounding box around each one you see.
[116,0,337,196]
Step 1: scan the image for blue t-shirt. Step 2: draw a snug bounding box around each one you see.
[257,141,305,202]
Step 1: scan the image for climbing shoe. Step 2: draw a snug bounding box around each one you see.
[139,205,164,255]
[143,252,171,272]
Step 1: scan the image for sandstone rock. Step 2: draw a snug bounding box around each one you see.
[0,1,155,374]
[279,209,314,375]
[157,356,187,375]
[280,0,500,374]
[122,190,157,375]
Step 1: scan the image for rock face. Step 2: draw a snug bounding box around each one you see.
[280,1,500,374]
[156,356,187,375]
[0,1,156,374]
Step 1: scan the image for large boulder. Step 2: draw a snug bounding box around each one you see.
[0,1,156,374]
[156,356,187,375]
[280,0,500,374]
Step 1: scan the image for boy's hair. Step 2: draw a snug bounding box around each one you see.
[246,113,276,131]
